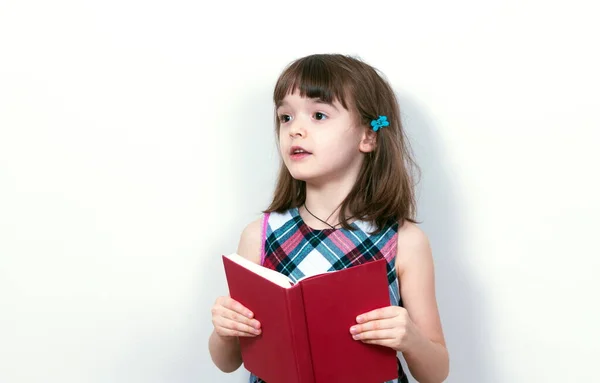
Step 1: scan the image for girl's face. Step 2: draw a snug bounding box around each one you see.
[276,91,376,185]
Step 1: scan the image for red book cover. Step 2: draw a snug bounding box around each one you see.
[222,255,309,383]
[300,259,397,382]
[222,254,397,383]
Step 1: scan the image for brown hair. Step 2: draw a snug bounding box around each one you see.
[265,54,419,232]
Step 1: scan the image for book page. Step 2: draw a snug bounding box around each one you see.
[223,253,294,288]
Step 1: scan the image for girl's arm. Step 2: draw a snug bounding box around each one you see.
[395,222,449,383]
[208,331,243,373]
[351,222,449,381]
[208,218,263,372]
[350,223,449,383]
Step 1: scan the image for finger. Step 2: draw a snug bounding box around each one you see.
[221,297,254,318]
[356,306,400,323]
[217,318,261,336]
[218,327,259,338]
[220,307,261,329]
[352,329,395,341]
[361,338,395,347]
[350,318,396,334]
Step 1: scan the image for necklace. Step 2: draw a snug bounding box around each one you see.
[303,204,354,230]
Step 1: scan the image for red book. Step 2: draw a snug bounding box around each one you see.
[222,254,397,383]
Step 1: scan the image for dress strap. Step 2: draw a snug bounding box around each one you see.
[259,212,270,266]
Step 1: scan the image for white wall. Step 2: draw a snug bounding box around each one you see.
[1,1,598,382]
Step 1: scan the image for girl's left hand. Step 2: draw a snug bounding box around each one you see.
[349,306,420,352]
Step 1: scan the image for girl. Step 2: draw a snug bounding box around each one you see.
[209,54,449,383]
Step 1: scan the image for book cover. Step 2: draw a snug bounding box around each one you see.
[222,254,397,383]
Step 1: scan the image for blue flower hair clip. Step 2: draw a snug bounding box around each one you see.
[370,115,389,132]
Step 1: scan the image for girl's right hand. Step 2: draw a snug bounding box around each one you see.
[211,296,262,338]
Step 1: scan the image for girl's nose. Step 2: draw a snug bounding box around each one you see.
[289,119,306,138]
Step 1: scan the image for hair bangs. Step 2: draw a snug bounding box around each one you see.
[274,55,350,109]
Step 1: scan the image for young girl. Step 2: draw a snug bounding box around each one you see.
[209,54,449,383]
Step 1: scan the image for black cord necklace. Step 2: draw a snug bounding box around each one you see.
[303,204,355,230]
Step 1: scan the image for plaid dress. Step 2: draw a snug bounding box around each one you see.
[249,207,409,383]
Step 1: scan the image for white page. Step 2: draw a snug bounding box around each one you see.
[224,253,294,288]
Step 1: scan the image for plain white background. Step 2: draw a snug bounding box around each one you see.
[1,0,599,382]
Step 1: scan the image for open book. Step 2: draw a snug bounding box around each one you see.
[223,253,296,288]
[222,253,398,383]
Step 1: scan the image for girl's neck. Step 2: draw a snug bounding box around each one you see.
[302,178,356,228]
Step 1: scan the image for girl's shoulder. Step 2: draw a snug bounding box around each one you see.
[395,221,433,274]
[236,216,264,265]
[397,221,430,248]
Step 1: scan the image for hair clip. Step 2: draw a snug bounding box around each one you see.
[370,115,389,132]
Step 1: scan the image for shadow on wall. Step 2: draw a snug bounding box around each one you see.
[398,93,497,383]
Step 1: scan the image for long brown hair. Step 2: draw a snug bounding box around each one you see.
[265,54,419,232]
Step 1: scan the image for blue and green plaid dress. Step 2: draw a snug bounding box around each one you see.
[250,207,409,383]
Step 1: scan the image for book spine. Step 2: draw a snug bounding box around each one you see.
[285,285,315,383]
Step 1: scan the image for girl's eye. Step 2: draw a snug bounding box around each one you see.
[279,114,291,123]
[314,112,327,121]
